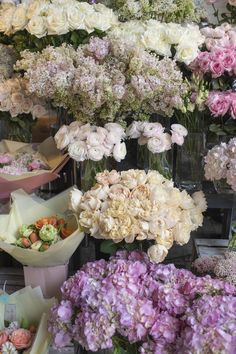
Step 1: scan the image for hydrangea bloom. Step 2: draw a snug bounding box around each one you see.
[49,251,236,353]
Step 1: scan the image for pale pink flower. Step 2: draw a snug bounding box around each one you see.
[206,91,231,117]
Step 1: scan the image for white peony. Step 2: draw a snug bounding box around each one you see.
[113,142,127,162]
[69,187,83,213]
[68,140,88,161]
[11,3,27,31]
[192,191,207,212]
[147,244,168,263]
[27,15,47,38]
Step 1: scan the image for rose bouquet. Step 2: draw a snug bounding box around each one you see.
[127,122,188,152]
[69,169,207,263]
[0,152,48,176]
[49,251,236,353]
[204,137,236,191]
[0,0,118,37]
[98,0,206,23]
[0,286,55,354]
[54,121,127,163]
[15,215,73,252]
[15,37,188,124]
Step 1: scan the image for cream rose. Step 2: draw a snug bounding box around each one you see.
[68,140,88,161]
[65,2,87,31]
[27,15,47,38]
[0,5,16,34]
[69,187,83,213]
[175,44,199,65]
[26,0,48,19]
[46,6,69,35]
[12,4,27,31]
[147,244,168,263]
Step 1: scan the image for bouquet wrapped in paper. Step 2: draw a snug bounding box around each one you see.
[0,137,69,199]
[0,188,84,267]
[0,286,55,353]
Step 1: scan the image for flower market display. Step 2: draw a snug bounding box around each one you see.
[69,169,207,263]
[0,0,235,353]
[49,251,236,353]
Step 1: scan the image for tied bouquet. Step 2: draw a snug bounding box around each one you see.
[15,216,72,252]
[0,152,48,176]
[69,169,207,263]
[204,137,236,191]
[54,121,127,163]
[0,322,36,354]
[49,251,236,353]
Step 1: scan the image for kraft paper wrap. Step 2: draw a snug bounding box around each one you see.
[0,188,84,267]
[0,137,69,199]
[0,286,56,354]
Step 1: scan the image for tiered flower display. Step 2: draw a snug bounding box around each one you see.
[69,169,207,263]
[49,251,236,353]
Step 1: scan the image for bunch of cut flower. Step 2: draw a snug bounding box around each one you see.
[49,251,236,353]
[15,216,73,252]
[127,122,188,153]
[70,169,207,263]
[15,36,188,124]
[0,152,48,176]
[204,137,236,191]
[0,321,36,353]
[54,121,127,163]
[193,251,236,286]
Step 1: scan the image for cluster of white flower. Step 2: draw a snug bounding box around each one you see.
[0,0,118,37]
[54,121,127,162]
[109,20,205,64]
[127,122,188,153]
[70,169,207,263]
[0,77,50,118]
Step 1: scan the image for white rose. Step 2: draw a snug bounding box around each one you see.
[175,44,199,65]
[11,4,27,31]
[164,24,184,44]
[46,6,69,35]
[113,142,127,162]
[69,140,88,161]
[87,146,104,161]
[54,125,71,150]
[147,244,168,263]
[147,133,172,154]
[0,5,15,34]
[69,187,83,213]
[141,29,171,56]
[64,2,87,31]
[26,0,48,19]
[27,15,47,38]
[85,9,117,33]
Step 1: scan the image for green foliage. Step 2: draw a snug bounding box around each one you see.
[0,111,36,142]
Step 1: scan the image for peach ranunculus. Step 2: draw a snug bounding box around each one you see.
[0,330,8,346]
[9,329,32,350]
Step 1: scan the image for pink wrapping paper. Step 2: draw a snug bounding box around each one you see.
[23,263,68,298]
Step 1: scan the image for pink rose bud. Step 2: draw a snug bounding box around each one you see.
[9,329,32,350]
[0,331,8,346]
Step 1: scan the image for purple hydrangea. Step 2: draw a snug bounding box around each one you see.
[49,251,236,353]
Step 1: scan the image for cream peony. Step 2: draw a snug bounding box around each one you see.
[147,244,168,263]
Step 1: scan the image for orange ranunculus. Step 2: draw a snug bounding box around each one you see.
[61,228,72,239]
[47,217,58,227]
[35,218,50,229]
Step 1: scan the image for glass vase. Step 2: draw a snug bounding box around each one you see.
[137,144,173,179]
[175,133,205,191]
[213,179,234,194]
[78,158,112,192]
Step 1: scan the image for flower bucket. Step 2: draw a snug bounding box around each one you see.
[23,263,68,299]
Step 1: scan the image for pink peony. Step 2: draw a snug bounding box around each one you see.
[206,92,231,117]
[9,329,32,350]
[0,331,8,346]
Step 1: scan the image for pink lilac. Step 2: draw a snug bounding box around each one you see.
[49,251,236,352]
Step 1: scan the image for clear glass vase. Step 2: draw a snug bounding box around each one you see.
[213,179,234,194]
[78,158,112,192]
[175,133,205,191]
[137,144,173,179]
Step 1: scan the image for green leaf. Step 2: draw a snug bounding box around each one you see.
[100,240,119,255]
[21,318,30,329]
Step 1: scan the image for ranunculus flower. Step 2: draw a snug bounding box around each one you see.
[39,224,58,242]
[171,132,184,146]
[69,187,83,212]
[87,146,104,161]
[10,329,32,350]
[113,142,127,162]
[147,133,172,154]
[171,124,188,137]
[54,125,71,150]
[143,123,164,138]
[68,141,88,162]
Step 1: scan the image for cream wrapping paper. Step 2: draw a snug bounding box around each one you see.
[0,137,69,199]
[0,188,84,267]
[0,286,56,354]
